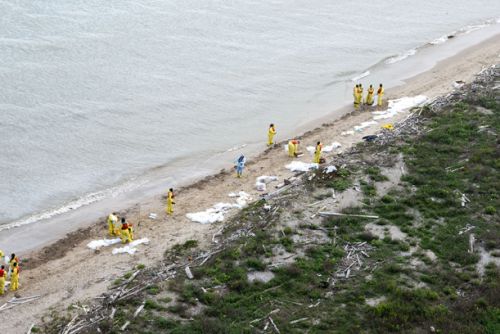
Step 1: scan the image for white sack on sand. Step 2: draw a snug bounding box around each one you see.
[112,238,150,255]
[186,203,236,224]
[306,142,341,154]
[372,95,427,120]
[255,175,278,191]
[228,191,252,207]
[341,130,355,136]
[187,190,252,224]
[324,165,337,174]
[354,121,378,132]
[87,238,121,250]
[285,161,319,172]
[233,191,252,207]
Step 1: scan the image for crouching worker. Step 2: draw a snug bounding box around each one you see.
[288,139,300,158]
[120,218,133,244]
[10,263,19,291]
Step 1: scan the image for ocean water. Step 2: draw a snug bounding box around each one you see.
[1,0,499,228]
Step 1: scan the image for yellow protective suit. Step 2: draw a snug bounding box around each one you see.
[166,191,175,215]
[268,126,276,146]
[0,270,5,295]
[288,141,298,157]
[107,214,118,236]
[9,257,18,274]
[353,86,359,109]
[121,225,132,244]
[366,87,374,105]
[128,225,134,241]
[10,267,19,291]
[358,86,364,104]
[382,124,394,131]
[313,144,322,164]
[377,86,384,106]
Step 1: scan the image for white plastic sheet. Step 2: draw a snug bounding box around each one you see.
[87,238,121,250]
[285,161,319,172]
[186,191,252,224]
[112,238,150,255]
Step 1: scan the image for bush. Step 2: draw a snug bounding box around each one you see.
[246,257,266,271]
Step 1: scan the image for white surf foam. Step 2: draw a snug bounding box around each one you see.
[351,71,370,81]
[0,178,146,233]
[385,49,417,65]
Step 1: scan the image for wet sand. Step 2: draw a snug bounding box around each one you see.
[0,32,499,332]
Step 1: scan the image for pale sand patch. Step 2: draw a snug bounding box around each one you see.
[247,271,275,283]
[366,296,387,307]
[365,223,407,241]
[425,250,437,262]
[477,247,500,277]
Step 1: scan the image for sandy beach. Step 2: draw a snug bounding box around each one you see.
[0,32,499,332]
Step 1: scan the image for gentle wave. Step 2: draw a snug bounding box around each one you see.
[388,16,500,62]
[431,17,500,45]
[351,71,370,82]
[430,35,450,45]
[385,49,417,65]
[0,178,146,232]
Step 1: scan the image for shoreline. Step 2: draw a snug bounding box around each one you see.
[0,30,499,330]
[0,20,500,247]
[1,25,500,256]
[17,33,500,267]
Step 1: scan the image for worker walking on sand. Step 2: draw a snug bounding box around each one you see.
[288,139,300,157]
[107,212,119,236]
[313,141,323,164]
[268,123,276,146]
[377,84,384,107]
[235,154,246,178]
[0,265,5,295]
[353,84,360,109]
[10,262,19,291]
[166,188,175,215]
[366,85,375,106]
[120,218,133,244]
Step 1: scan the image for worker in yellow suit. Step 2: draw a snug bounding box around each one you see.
[377,84,384,107]
[288,139,299,157]
[120,218,132,244]
[166,188,175,215]
[313,141,323,164]
[10,263,19,291]
[366,85,374,106]
[268,123,276,146]
[358,84,364,105]
[128,223,134,241]
[353,84,360,109]
[107,212,118,236]
[0,265,5,295]
[9,253,18,277]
